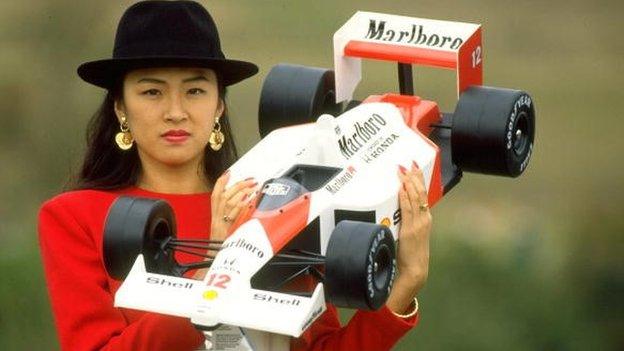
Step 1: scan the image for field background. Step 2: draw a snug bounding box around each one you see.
[1,0,622,349]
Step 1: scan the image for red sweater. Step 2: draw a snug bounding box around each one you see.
[39,187,417,350]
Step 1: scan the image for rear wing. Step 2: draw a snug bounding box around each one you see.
[333,11,482,102]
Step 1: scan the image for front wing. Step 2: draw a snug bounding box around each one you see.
[115,255,327,337]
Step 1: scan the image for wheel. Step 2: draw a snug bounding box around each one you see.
[451,86,535,177]
[103,196,178,280]
[258,63,341,138]
[325,220,396,310]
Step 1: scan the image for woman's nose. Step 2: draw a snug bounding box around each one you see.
[164,93,189,122]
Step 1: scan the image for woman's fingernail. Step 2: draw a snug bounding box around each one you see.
[412,160,419,169]
[252,182,258,187]
[242,194,248,201]
[398,165,407,174]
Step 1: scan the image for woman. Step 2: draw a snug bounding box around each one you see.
[38,1,432,350]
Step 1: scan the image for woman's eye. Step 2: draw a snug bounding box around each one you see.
[141,89,161,96]
[188,88,206,95]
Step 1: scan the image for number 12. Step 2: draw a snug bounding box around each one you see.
[205,273,231,289]
[472,46,482,68]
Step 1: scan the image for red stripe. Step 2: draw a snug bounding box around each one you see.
[345,40,456,69]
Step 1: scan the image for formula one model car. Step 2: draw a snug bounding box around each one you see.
[103,11,535,337]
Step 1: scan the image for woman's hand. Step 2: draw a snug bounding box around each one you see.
[210,171,257,242]
[194,171,257,280]
[386,161,433,316]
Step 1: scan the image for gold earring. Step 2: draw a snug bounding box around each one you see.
[115,114,134,151]
[209,118,225,151]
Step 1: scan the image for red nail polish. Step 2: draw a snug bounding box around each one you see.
[412,160,419,169]
[398,165,407,174]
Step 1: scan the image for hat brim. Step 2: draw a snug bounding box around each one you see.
[77,56,259,89]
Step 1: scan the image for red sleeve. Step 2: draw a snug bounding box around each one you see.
[291,303,419,351]
[38,197,204,351]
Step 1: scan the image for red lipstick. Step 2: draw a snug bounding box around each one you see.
[162,129,190,143]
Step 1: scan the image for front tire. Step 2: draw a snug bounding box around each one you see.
[325,220,396,310]
[102,196,178,280]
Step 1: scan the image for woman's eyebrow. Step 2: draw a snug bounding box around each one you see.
[136,75,209,84]
[136,77,166,84]
[182,75,210,83]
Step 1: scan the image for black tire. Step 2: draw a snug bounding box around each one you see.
[451,86,535,177]
[103,196,178,280]
[258,63,341,138]
[325,220,396,310]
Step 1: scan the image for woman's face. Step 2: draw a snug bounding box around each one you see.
[115,67,224,169]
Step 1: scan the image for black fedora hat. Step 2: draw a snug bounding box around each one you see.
[77,0,258,89]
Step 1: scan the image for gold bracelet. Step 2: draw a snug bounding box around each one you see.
[391,297,419,319]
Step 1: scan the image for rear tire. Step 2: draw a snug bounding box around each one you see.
[451,86,535,177]
[325,220,396,310]
[103,196,178,280]
[258,63,341,138]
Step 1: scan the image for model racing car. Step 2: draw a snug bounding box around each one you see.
[102,11,535,338]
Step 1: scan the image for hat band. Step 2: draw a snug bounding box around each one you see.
[113,40,225,59]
